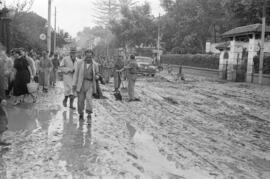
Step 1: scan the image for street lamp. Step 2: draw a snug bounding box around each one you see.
[0,7,14,54]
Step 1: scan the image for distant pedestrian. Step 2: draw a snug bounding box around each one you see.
[50,54,60,86]
[103,58,113,83]
[60,47,77,109]
[73,49,100,120]
[113,55,124,92]
[39,51,53,93]
[117,54,139,102]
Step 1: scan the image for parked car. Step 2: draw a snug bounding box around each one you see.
[135,56,157,76]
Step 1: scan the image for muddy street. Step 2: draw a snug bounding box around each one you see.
[0,73,270,179]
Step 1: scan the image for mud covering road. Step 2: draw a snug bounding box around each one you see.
[0,71,269,179]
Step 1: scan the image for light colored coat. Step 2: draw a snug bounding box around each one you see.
[60,56,77,96]
[73,59,99,94]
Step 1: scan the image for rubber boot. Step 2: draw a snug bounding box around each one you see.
[69,96,76,110]
[63,96,68,107]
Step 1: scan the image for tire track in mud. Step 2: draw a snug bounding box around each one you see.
[99,84,226,177]
[97,76,270,178]
[139,76,270,178]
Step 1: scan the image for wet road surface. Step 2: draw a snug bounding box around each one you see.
[0,74,269,178]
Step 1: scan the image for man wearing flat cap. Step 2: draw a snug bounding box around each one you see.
[59,47,78,109]
[73,49,100,120]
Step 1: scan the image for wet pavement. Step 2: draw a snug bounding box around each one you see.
[0,74,269,178]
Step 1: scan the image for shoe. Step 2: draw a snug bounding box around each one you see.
[0,141,11,146]
[13,100,21,105]
[79,114,84,120]
[69,96,76,110]
[87,114,92,120]
[63,97,68,107]
[33,96,37,103]
[86,110,92,114]
[70,106,76,110]
[87,115,92,125]
[133,98,140,101]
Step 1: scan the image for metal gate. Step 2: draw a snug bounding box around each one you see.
[236,48,248,82]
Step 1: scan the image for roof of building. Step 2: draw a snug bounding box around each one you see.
[222,24,270,38]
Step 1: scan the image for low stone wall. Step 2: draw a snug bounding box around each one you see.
[163,64,219,79]
[163,64,270,85]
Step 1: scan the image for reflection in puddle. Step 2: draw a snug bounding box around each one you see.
[127,123,212,179]
[59,110,93,176]
[6,105,62,132]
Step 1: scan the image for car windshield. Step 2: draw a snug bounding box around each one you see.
[136,57,153,64]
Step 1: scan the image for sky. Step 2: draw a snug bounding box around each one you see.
[30,0,165,37]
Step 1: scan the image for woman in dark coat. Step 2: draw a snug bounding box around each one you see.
[13,49,35,105]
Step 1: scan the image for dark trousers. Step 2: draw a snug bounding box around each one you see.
[6,80,14,96]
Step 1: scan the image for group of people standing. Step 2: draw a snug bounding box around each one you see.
[1,48,61,105]
[0,46,140,143]
[60,47,139,120]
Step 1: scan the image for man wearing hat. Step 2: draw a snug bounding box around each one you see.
[60,47,78,109]
[117,54,139,102]
[73,49,100,120]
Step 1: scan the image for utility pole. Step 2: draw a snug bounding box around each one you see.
[47,0,52,54]
[157,13,161,65]
[54,6,56,54]
[259,0,266,84]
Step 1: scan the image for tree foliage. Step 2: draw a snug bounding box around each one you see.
[76,26,116,57]
[10,11,69,53]
[92,0,119,26]
[4,0,34,13]
[110,2,156,48]
[159,0,269,53]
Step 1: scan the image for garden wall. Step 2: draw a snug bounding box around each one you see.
[161,54,219,69]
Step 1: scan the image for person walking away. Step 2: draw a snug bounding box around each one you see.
[12,49,34,105]
[39,51,53,93]
[73,49,100,120]
[0,58,10,146]
[113,55,124,92]
[60,47,77,109]
[50,54,60,86]
[117,54,139,102]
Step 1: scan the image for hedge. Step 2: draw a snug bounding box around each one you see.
[161,54,219,69]
[253,55,270,74]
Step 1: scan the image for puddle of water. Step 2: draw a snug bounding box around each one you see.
[127,123,213,179]
[59,110,93,175]
[6,105,62,132]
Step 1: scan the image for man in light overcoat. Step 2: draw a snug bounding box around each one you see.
[73,49,99,120]
[60,47,78,109]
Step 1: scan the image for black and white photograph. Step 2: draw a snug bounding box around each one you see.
[0,0,269,178]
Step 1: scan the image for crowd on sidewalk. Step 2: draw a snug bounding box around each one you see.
[0,46,140,144]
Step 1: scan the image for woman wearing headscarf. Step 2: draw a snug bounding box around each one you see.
[13,48,36,105]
